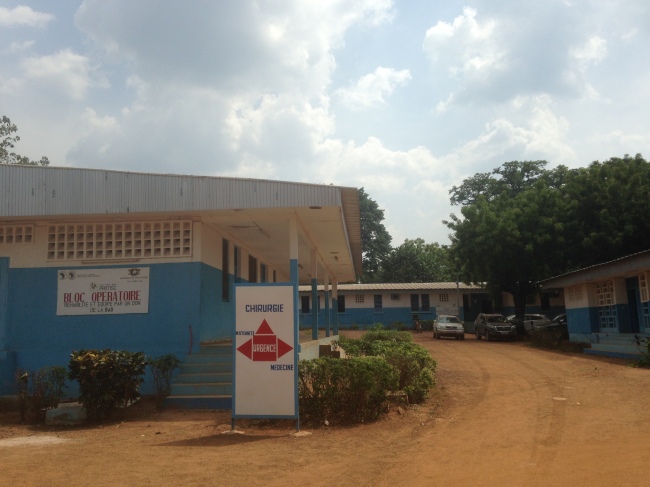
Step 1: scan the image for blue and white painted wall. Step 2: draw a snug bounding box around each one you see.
[541,251,650,343]
[0,219,281,396]
[298,284,488,329]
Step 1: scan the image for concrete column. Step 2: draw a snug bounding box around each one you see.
[324,273,330,337]
[311,248,318,340]
[332,281,339,335]
[289,219,299,335]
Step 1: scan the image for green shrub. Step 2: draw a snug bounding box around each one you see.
[391,321,408,331]
[299,356,398,425]
[361,329,413,344]
[634,336,650,367]
[148,354,182,408]
[16,366,67,422]
[68,349,146,421]
[529,327,564,349]
[340,334,436,404]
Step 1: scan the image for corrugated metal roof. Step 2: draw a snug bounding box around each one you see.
[0,165,352,216]
[540,249,650,288]
[298,282,484,292]
[1,165,363,281]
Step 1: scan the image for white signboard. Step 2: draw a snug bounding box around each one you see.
[57,267,150,316]
[233,284,297,418]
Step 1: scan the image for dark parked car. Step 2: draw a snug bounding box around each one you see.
[533,313,569,339]
[433,315,465,340]
[474,313,517,341]
[506,313,552,332]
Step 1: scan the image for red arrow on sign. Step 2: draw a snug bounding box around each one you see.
[237,319,293,362]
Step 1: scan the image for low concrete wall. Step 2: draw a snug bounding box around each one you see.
[298,335,339,361]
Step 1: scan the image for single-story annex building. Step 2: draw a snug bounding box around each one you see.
[541,250,650,357]
[298,282,490,330]
[0,165,362,398]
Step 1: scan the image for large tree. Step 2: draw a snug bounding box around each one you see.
[559,154,650,269]
[358,188,392,283]
[1,116,49,166]
[446,161,567,319]
[446,155,650,319]
[379,239,454,283]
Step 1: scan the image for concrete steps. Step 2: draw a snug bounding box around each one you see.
[584,333,648,360]
[165,343,233,410]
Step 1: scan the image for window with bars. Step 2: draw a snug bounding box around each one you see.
[597,305,617,329]
[355,294,364,303]
[595,281,614,306]
[439,293,449,302]
[640,273,649,303]
[46,221,192,260]
[595,280,617,329]
[0,225,33,244]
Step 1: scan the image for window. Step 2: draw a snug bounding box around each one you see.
[0,225,33,244]
[301,296,310,313]
[439,293,449,302]
[598,305,617,329]
[374,294,383,312]
[222,238,229,302]
[338,295,346,313]
[272,270,276,283]
[410,294,419,311]
[46,221,192,261]
[355,295,364,303]
[234,246,241,283]
[541,293,550,311]
[595,280,614,306]
[595,281,617,329]
[390,294,400,301]
[640,273,648,303]
[421,294,430,312]
[260,263,267,283]
[248,255,257,283]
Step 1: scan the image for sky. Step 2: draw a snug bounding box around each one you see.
[2,1,650,246]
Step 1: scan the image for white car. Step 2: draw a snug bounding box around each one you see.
[433,315,465,340]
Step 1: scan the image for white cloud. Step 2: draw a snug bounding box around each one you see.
[570,36,608,66]
[423,7,504,79]
[335,66,411,109]
[21,49,102,100]
[0,5,54,28]
[8,40,35,54]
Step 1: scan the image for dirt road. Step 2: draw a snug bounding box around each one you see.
[1,332,649,486]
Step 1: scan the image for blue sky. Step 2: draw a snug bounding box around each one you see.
[2,1,649,245]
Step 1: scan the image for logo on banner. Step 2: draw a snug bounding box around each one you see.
[237,319,293,362]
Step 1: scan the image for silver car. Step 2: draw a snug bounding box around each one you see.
[433,315,465,340]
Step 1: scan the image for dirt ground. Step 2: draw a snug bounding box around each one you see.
[1,331,649,487]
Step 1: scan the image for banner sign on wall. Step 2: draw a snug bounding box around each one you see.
[233,284,297,418]
[57,267,150,316]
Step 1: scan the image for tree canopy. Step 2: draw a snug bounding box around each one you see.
[446,155,650,319]
[1,116,49,166]
[359,187,392,283]
[379,238,454,283]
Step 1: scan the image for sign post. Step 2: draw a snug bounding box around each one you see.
[232,283,298,428]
